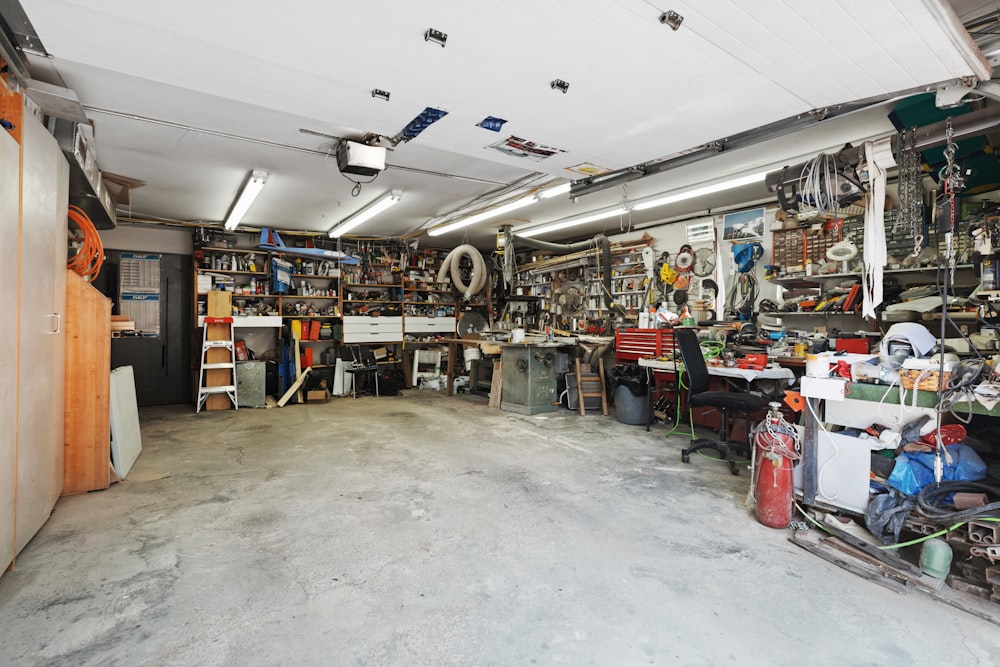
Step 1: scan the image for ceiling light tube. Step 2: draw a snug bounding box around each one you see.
[428,196,536,236]
[536,182,572,200]
[329,189,403,238]
[631,171,769,212]
[516,206,629,238]
[224,169,268,230]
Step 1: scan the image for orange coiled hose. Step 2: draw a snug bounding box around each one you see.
[67,205,104,281]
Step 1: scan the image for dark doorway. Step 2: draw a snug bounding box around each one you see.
[94,251,193,406]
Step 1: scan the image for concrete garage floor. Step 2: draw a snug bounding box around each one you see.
[1,392,998,666]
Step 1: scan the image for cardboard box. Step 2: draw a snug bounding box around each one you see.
[306,390,328,403]
[207,290,232,317]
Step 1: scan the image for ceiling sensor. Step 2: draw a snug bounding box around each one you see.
[659,11,684,30]
[371,89,390,101]
[550,79,570,94]
[424,28,447,47]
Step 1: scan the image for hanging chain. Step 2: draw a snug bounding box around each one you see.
[943,116,965,193]
[897,128,924,257]
[943,117,964,284]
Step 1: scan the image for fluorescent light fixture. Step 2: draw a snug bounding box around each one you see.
[631,171,768,212]
[329,189,403,238]
[428,196,536,237]
[224,169,268,230]
[536,182,571,200]
[516,206,628,238]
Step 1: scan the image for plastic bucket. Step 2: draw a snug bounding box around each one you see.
[463,347,481,371]
[614,384,650,425]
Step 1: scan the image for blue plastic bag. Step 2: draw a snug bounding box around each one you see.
[886,443,986,496]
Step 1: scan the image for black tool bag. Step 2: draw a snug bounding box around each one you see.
[378,368,406,396]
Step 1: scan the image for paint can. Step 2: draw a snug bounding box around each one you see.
[511,328,526,343]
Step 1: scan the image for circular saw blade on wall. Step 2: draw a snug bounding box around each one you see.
[674,248,694,272]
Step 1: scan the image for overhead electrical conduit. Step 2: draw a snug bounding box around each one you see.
[510,233,627,316]
[437,244,487,298]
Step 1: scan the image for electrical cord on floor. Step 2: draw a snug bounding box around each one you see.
[793,500,999,551]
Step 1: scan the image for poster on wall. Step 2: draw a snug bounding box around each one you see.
[722,207,765,241]
[119,252,161,336]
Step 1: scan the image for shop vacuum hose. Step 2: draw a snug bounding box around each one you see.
[438,244,487,298]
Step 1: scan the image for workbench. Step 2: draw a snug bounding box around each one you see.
[637,357,796,435]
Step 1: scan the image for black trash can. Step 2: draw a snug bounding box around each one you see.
[610,364,650,425]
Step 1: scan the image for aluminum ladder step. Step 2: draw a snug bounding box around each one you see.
[199,385,237,394]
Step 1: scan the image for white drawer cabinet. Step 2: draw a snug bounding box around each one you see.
[404,316,456,333]
[342,316,403,343]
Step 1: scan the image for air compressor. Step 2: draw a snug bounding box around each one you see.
[751,402,800,529]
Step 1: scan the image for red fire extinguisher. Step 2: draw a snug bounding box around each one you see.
[752,402,800,529]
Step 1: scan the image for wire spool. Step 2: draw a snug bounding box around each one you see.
[437,244,487,297]
[673,274,689,290]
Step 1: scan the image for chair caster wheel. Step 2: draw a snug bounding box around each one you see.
[729,463,740,475]
[681,452,690,464]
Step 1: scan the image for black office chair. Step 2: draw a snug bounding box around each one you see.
[674,327,768,475]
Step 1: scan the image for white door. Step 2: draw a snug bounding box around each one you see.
[0,129,18,570]
[15,111,68,555]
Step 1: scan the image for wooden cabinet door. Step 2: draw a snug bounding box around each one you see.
[63,271,111,495]
[0,129,18,571]
[15,112,69,555]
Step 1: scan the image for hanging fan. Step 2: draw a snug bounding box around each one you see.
[692,247,717,276]
[457,311,488,337]
[557,282,586,317]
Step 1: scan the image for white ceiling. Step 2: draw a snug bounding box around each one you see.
[6,0,996,247]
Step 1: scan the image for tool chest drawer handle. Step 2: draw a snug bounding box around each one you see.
[49,313,61,334]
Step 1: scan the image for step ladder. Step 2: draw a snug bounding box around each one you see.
[575,357,608,416]
[412,349,442,387]
[197,317,239,413]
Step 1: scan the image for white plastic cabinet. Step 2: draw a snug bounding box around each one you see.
[12,110,69,560]
[0,126,18,572]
